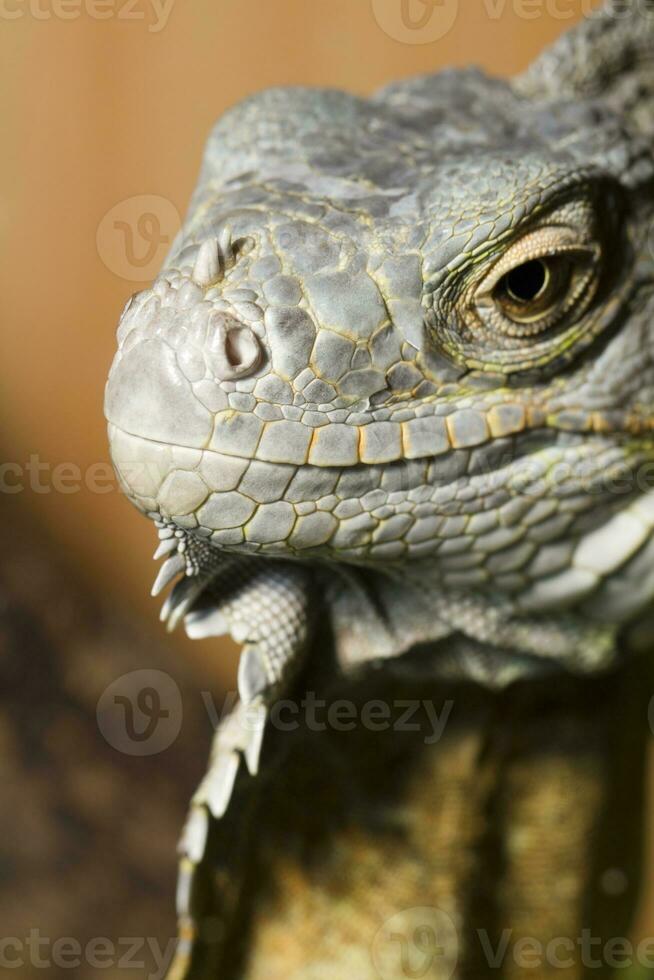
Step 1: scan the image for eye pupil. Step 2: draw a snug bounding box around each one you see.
[504,259,547,303]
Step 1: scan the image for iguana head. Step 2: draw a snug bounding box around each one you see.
[105,1,654,650]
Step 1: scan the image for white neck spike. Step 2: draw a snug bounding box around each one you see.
[218,224,233,264]
[192,238,220,286]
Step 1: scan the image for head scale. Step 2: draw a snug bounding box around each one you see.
[105,0,654,676]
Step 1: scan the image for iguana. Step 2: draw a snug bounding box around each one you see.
[104,3,654,977]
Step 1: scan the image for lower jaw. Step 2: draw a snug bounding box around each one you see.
[107,418,526,518]
[107,424,450,562]
[108,424,650,571]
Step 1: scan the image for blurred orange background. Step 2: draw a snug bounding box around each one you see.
[5,0,654,960]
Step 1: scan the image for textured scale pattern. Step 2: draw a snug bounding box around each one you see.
[104,3,654,974]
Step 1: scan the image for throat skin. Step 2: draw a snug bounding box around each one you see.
[169,647,650,980]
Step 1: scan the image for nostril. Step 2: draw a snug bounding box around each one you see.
[225,327,259,371]
[207,313,262,380]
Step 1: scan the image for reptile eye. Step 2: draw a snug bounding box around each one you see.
[470,224,602,342]
[438,199,615,374]
[493,255,572,325]
[504,259,547,302]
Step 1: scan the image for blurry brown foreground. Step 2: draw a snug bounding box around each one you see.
[0,505,223,979]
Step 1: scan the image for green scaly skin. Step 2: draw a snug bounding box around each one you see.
[104,2,654,974]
